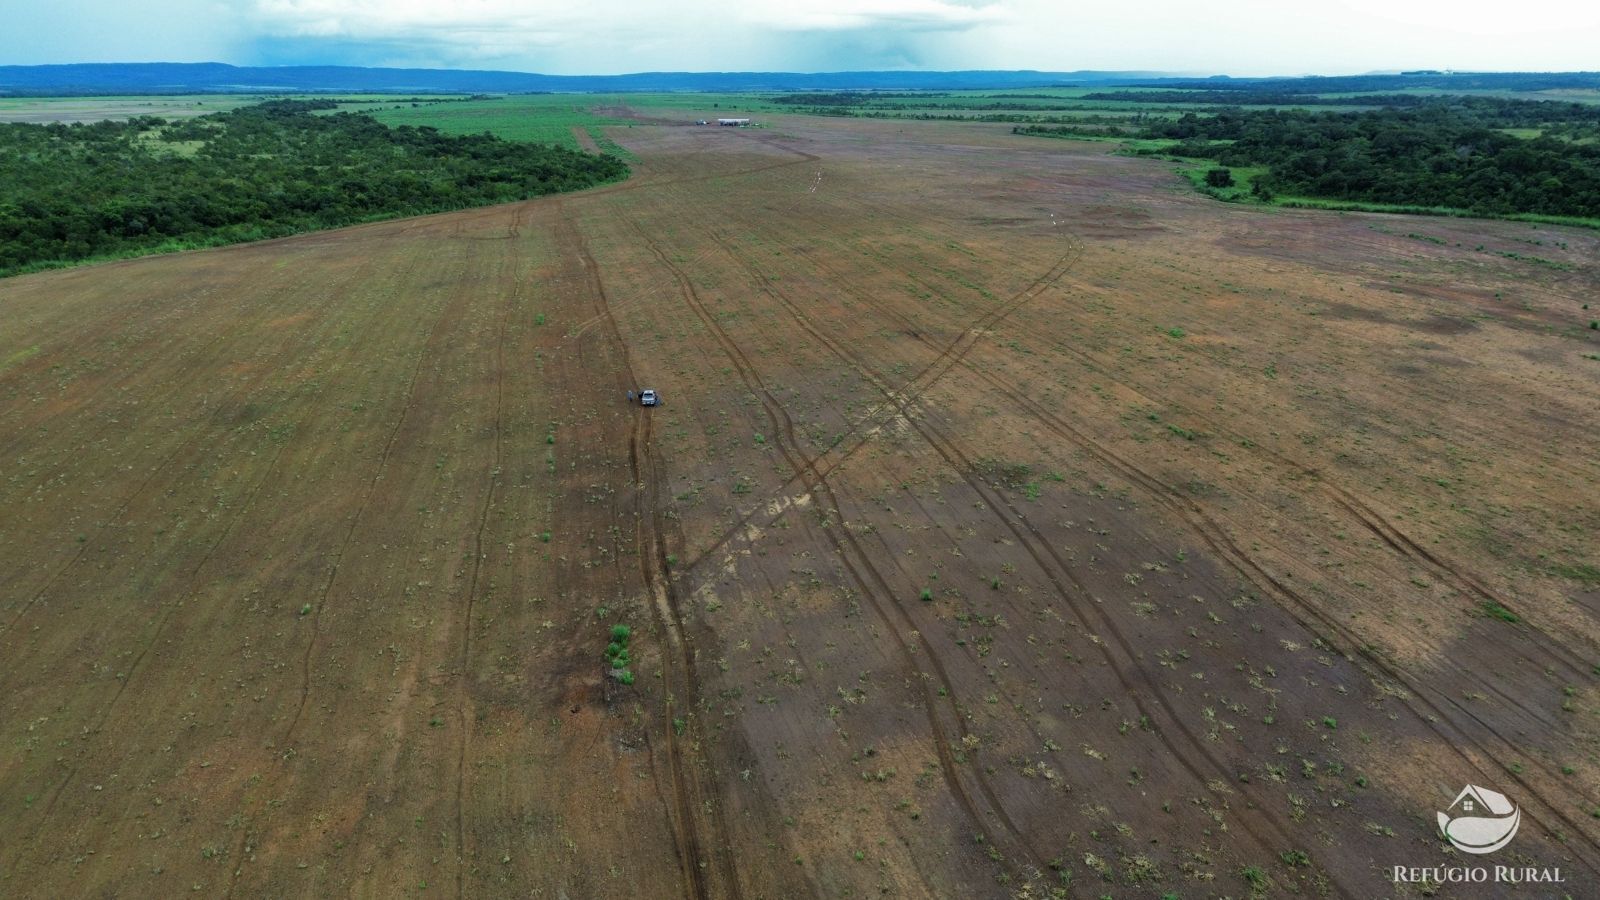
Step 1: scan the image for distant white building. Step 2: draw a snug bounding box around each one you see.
[717,118,751,127]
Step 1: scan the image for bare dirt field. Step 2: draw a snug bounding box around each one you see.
[0,96,265,124]
[2,111,1598,898]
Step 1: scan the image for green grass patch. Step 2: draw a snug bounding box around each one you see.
[0,344,42,373]
[1480,601,1521,624]
[1173,161,1270,203]
[1548,562,1600,584]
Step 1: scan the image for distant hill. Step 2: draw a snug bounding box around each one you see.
[0,63,1180,95]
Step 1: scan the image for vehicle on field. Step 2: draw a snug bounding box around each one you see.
[639,389,659,406]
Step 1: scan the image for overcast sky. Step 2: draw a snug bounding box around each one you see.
[5,0,1598,75]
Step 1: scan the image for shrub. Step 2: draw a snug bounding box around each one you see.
[1481,601,1520,623]
[607,624,635,683]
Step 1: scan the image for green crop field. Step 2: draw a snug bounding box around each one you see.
[0,94,472,124]
[0,94,266,123]
[363,95,639,151]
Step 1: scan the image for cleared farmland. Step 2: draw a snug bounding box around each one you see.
[1,111,1598,898]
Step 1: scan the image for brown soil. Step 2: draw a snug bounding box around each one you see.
[571,126,603,154]
[1,112,1597,899]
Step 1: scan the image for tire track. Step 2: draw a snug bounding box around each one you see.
[624,414,709,900]
[676,239,1079,578]
[0,251,394,637]
[630,218,1057,875]
[812,235,1600,865]
[280,244,472,744]
[559,205,736,900]
[712,179,1598,871]
[215,250,469,899]
[557,134,1599,875]
[1330,491,1595,678]
[929,288,1600,831]
[716,159,1593,769]
[0,269,292,459]
[1044,317,1598,682]
[454,229,514,900]
[29,425,299,828]
[1,435,193,640]
[4,245,427,892]
[750,184,1569,706]
[681,204,1355,888]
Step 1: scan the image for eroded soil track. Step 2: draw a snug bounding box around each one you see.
[2,113,1598,898]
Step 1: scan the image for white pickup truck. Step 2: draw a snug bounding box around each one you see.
[639,389,658,407]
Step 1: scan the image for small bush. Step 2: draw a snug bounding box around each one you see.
[606,624,635,684]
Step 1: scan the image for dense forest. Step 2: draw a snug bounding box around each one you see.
[0,100,627,276]
[1082,90,1437,106]
[1144,72,1600,94]
[1017,98,1600,219]
[1141,103,1600,217]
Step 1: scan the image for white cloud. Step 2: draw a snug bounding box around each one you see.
[249,0,1002,58]
[224,0,1600,74]
[752,0,1004,32]
[251,1,589,40]
[5,0,1599,74]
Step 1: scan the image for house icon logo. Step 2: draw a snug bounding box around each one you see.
[1438,785,1521,854]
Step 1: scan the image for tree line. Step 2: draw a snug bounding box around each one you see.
[0,100,627,276]
[1138,103,1600,217]
[1145,72,1600,94]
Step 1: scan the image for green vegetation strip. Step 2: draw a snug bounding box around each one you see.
[363,95,637,154]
